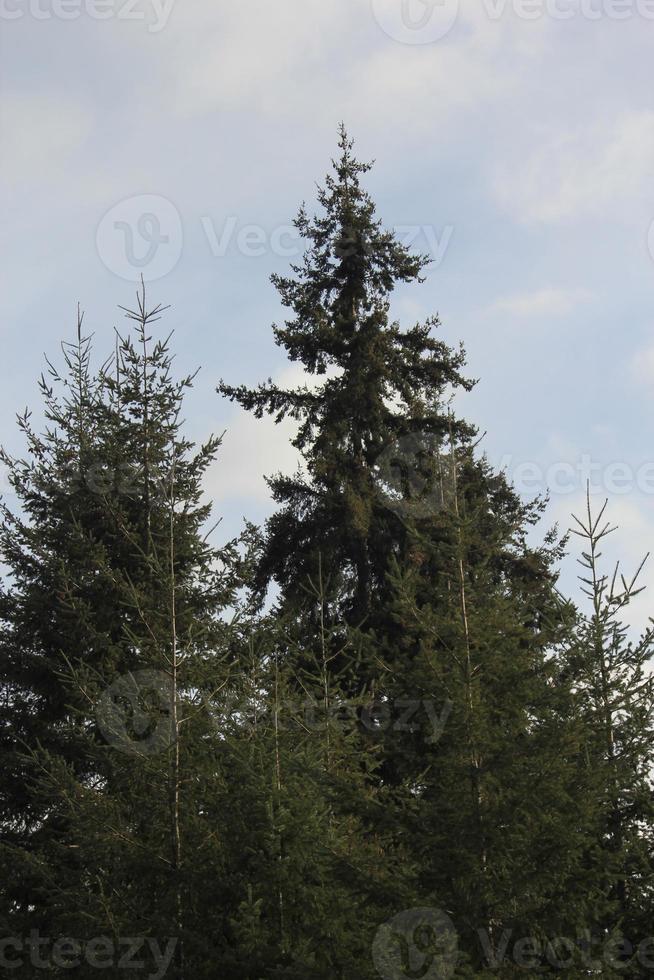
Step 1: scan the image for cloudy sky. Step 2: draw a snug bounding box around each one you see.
[2,0,654,629]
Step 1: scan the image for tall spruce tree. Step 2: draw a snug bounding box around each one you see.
[218,128,613,975]
[218,125,475,639]
[384,448,602,975]
[0,311,111,944]
[3,135,653,979]
[0,287,241,978]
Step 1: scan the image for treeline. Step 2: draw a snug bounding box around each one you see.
[0,129,653,978]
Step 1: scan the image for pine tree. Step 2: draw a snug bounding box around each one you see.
[0,309,111,942]
[218,125,475,642]
[564,489,654,974]
[218,129,613,975]
[0,287,242,978]
[383,444,602,974]
[4,132,653,979]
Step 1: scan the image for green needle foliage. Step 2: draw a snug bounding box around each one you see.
[0,132,652,979]
[218,128,654,975]
[563,489,654,975]
[218,125,476,635]
[0,288,241,977]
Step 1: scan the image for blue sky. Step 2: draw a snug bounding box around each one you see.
[2,0,654,629]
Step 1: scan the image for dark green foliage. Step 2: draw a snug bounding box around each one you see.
[0,290,240,977]
[562,491,654,975]
[218,126,476,633]
[0,133,652,979]
[218,128,626,973]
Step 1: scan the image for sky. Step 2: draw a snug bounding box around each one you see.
[1,0,654,631]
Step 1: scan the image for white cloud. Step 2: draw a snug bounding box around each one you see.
[206,408,301,506]
[162,0,358,119]
[206,363,338,506]
[493,110,654,224]
[137,0,520,135]
[489,286,592,317]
